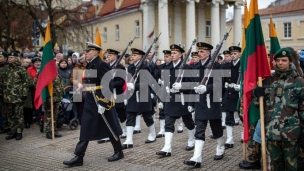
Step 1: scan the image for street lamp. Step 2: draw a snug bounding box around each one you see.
[39,0,45,11]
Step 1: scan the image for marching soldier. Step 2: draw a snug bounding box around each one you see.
[156,44,195,157]
[156,50,172,138]
[63,42,123,167]
[1,51,31,140]
[122,48,156,149]
[98,49,127,143]
[184,42,225,168]
[223,50,231,64]
[0,51,8,134]
[222,46,241,149]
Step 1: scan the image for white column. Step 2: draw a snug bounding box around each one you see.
[211,0,223,47]
[186,0,196,51]
[197,3,206,42]
[141,0,155,51]
[233,2,242,46]
[220,4,227,50]
[158,0,169,59]
[174,1,182,45]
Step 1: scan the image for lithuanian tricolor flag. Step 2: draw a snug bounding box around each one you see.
[34,22,58,109]
[269,16,281,70]
[241,0,271,143]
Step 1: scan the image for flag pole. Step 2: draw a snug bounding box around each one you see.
[258,77,267,171]
[243,141,246,161]
[51,95,55,139]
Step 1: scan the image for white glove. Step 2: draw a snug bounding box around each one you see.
[166,86,170,94]
[194,85,207,94]
[158,102,163,109]
[172,82,182,91]
[158,79,164,85]
[234,84,240,91]
[224,82,228,89]
[124,99,127,106]
[98,104,105,114]
[127,83,134,90]
[151,93,154,99]
[188,106,194,113]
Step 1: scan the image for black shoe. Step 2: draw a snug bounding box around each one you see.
[225,143,233,149]
[7,132,12,135]
[97,139,110,144]
[214,154,224,160]
[222,126,226,129]
[122,144,133,150]
[6,133,17,140]
[25,124,30,129]
[0,129,10,134]
[108,151,124,162]
[177,130,183,133]
[235,122,239,125]
[54,131,62,137]
[46,132,52,139]
[63,156,83,167]
[120,135,126,139]
[241,139,243,143]
[133,130,141,134]
[185,146,194,151]
[39,120,44,133]
[183,160,201,168]
[15,133,23,140]
[156,151,171,157]
[145,139,156,143]
[239,160,261,170]
[156,134,164,138]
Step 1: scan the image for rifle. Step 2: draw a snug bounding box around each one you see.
[200,28,231,85]
[175,37,197,83]
[130,33,161,83]
[149,42,160,65]
[112,37,136,69]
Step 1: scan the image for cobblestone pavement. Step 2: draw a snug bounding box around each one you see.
[0,119,262,171]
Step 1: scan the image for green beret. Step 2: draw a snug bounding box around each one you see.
[8,52,18,57]
[0,51,8,57]
[274,48,292,60]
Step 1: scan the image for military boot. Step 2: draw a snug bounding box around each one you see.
[63,156,83,167]
[15,133,23,140]
[6,133,17,140]
[239,160,261,170]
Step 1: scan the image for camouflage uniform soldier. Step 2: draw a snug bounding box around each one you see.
[43,75,64,139]
[1,52,31,140]
[0,51,8,134]
[254,48,304,171]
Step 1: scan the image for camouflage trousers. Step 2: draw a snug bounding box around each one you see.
[298,139,304,170]
[3,103,24,133]
[247,121,261,162]
[267,140,299,171]
[43,100,59,133]
[0,103,10,130]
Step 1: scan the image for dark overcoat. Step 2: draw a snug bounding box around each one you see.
[189,57,223,120]
[80,56,122,141]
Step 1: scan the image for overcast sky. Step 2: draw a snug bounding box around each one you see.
[227,0,276,18]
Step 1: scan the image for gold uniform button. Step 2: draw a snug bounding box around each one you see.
[229,93,231,94]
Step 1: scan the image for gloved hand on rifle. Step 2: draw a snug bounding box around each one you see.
[172,82,182,91]
[127,83,134,91]
[234,84,240,91]
[158,102,163,109]
[194,85,206,94]
[254,87,266,97]
[98,104,105,114]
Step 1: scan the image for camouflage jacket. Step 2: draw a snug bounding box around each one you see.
[0,62,7,104]
[254,68,304,141]
[0,61,32,103]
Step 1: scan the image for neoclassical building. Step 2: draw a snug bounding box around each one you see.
[66,0,243,59]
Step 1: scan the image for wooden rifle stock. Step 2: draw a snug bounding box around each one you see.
[130,33,161,83]
[175,37,197,83]
[200,28,231,85]
[112,37,136,69]
[149,42,160,65]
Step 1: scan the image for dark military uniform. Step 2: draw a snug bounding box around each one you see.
[122,48,156,149]
[184,42,225,167]
[64,43,123,166]
[1,52,31,140]
[156,44,195,157]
